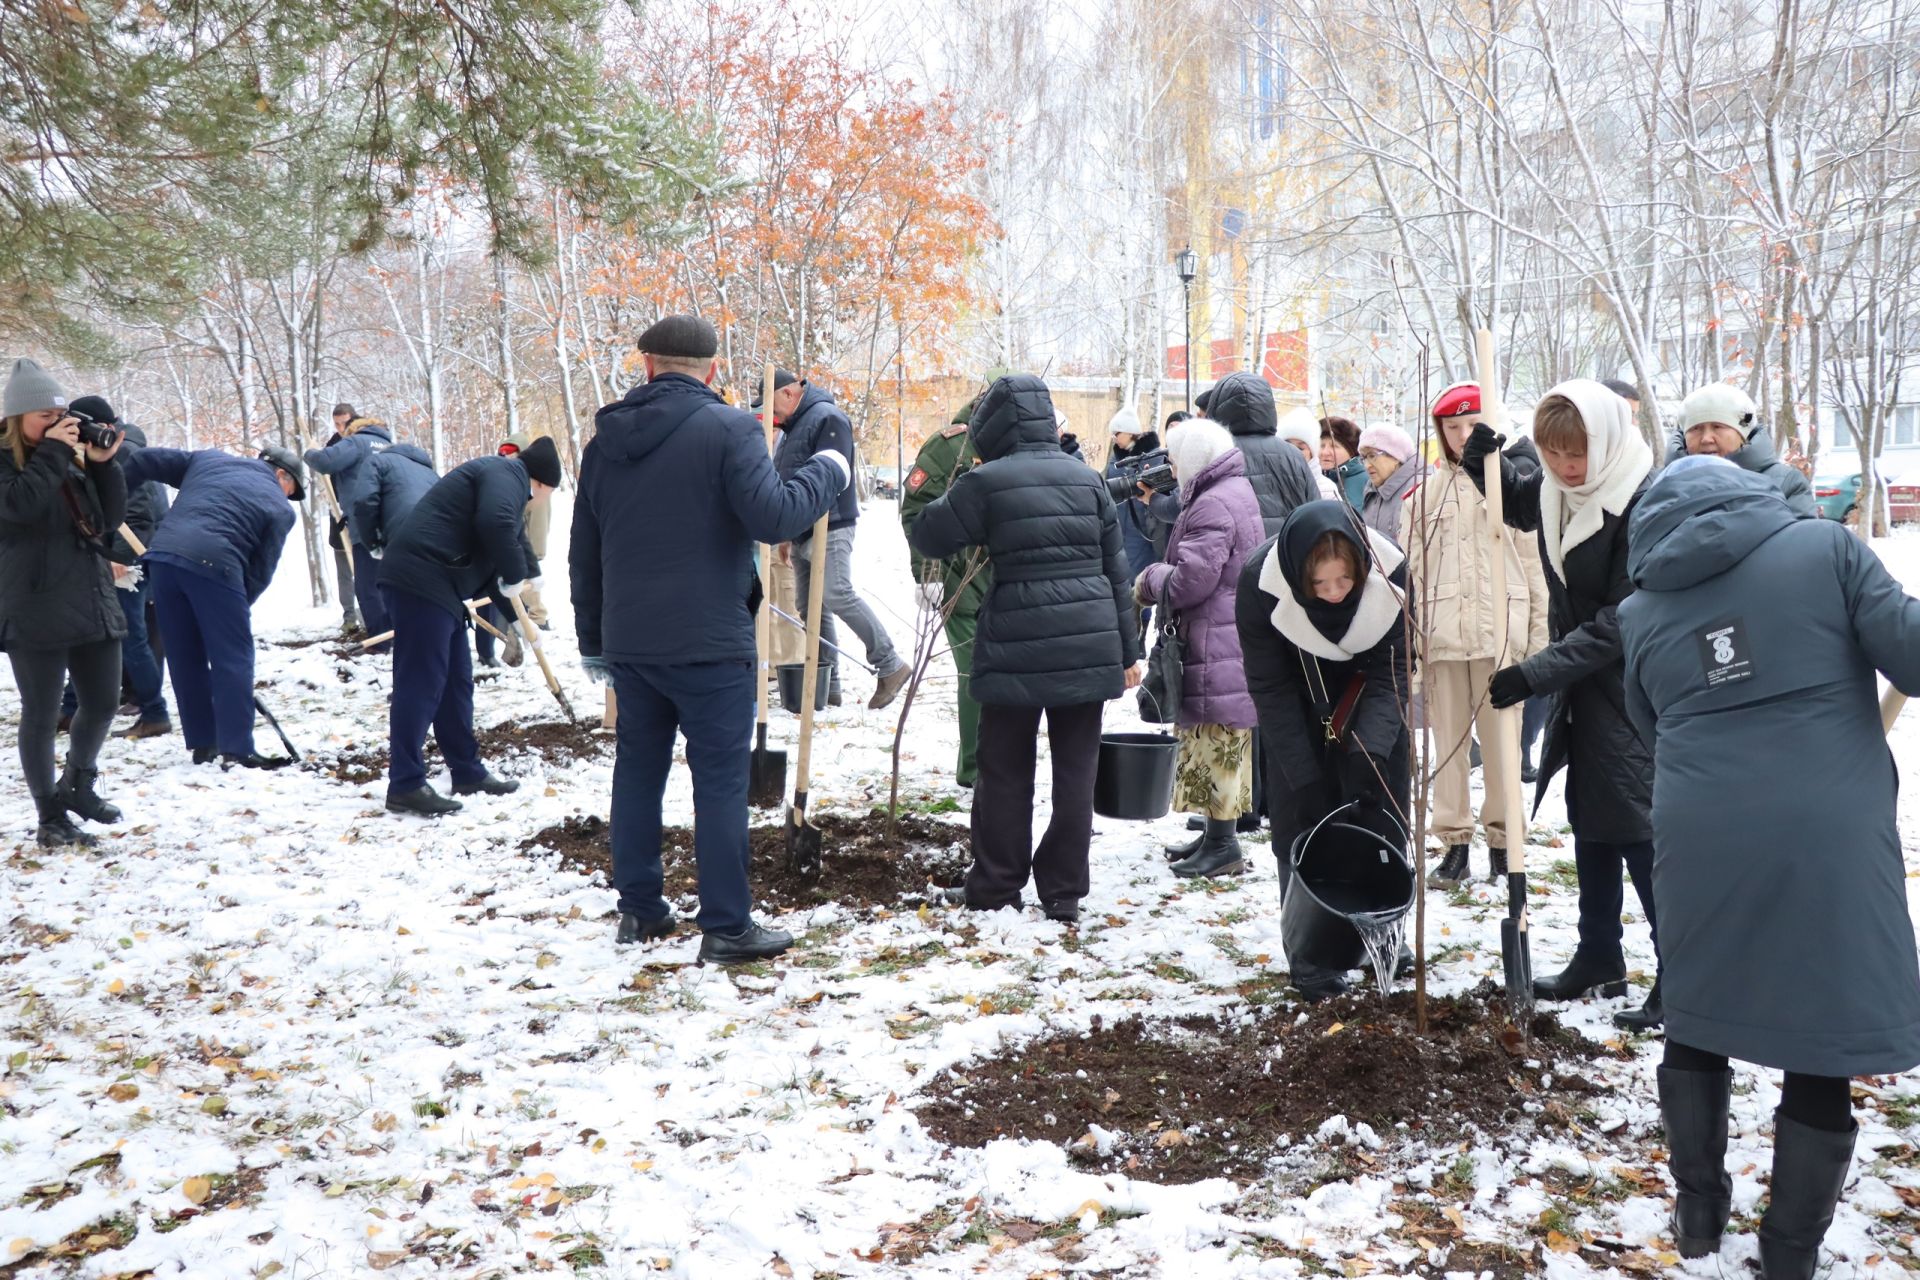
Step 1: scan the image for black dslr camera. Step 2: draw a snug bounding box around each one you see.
[1107,447,1177,500]
[66,406,120,450]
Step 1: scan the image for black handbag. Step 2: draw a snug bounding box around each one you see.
[1137,614,1184,724]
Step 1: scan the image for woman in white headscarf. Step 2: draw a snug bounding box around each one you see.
[1458,379,1661,1019]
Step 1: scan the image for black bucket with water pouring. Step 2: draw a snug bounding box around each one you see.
[1281,803,1416,973]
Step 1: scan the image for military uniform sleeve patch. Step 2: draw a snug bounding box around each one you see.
[941,423,970,438]
[907,467,930,491]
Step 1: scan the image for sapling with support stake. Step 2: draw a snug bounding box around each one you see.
[885,553,986,845]
[1476,327,1534,1024]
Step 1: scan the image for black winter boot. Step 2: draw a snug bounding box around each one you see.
[1758,1113,1856,1280]
[1428,843,1471,886]
[386,785,463,817]
[1615,977,1664,1031]
[1533,949,1629,1000]
[1170,817,1247,878]
[1657,1065,1733,1258]
[452,773,520,796]
[35,795,95,849]
[1488,846,1508,880]
[1162,831,1203,861]
[616,912,675,945]
[57,762,121,825]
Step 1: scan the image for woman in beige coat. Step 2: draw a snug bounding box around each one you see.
[1403,382,1551,883]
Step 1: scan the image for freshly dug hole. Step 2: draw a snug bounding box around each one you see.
[913,985,1609,1185]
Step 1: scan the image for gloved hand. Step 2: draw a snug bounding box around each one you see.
[499,579,528,600]
[1488,663,1532,709]
[1458,423,1504,482]
[581,656,611,686]
[1341,752,1389,808]
[368,546,383,560]
[816,449,853,493]
[916,582,944,612]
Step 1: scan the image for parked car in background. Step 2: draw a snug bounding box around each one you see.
[1809,467,1920,525]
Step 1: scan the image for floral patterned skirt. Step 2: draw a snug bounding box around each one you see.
[1173,723,1254,820]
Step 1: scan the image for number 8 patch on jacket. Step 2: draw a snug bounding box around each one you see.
[1697,618,1754,687]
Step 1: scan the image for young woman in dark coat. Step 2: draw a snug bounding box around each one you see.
[1235,500,1414,999]
[1459,378,1659,1022]
[910,375,1142,924]
[0,359,128,847]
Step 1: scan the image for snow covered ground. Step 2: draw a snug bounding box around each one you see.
[1,503,1918,1279]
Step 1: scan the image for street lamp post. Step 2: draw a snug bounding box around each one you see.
[1175,245,1198,411]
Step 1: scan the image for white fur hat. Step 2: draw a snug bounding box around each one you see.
[1682,383,1759,438]
[1275,406,1319,449]
[1108,407,1141,437]
[1165,418,1235,493]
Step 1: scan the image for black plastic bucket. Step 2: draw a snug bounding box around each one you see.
[776,662,831,714]
[1281,803,1416,973]
[1093,732,1178,820]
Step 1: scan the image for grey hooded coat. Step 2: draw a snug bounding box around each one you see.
[1619,464,1920,1076]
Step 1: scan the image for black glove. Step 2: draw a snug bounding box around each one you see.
[1488,663,1533,710]
[1341,752,1389,808]
[1458,423,1504,486]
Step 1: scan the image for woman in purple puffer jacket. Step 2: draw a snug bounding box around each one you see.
[1134,418,1267,878]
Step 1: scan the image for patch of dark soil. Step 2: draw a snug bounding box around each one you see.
[913,986,1607,1185]
[472,718,607,765]
[303,742,393,785]
[520,809,970,912]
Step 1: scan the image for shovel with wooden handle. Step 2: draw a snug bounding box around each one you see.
[750,363,789,806]
[787,511,831,878]
[1477,327,1534,1021]
[1883,687,1908,734]
[358,598,506,651]
[506,589,577,723]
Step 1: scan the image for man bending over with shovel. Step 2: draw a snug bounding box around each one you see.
[378,437,558,816]
[571,316,850,963]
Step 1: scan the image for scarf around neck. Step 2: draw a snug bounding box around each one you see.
[1259,500,1407,660]
[1536,378,1652,580]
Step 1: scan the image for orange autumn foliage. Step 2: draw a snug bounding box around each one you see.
[619,2,987,383]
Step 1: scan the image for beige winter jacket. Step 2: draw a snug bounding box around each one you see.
[1403,459,1551,664]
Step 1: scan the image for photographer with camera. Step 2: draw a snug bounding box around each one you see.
[0,359,129,847]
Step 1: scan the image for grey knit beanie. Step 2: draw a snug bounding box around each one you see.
[3,358,67,418]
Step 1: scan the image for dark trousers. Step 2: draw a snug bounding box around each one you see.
[63,574,167,725]
[384,587,484,795]
[1521,695,1549,763]
[151,562,256,756]
[966,701,1103,908]
[10,640,120,799]
[1575,837,1658,966]
[609,661,755,935]
[1666,1039,1851,1134]
[352,544,391,645]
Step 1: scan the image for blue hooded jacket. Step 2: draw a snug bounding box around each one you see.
[304,421,395,531]
[774,384,859,538]
[571,373,843,664]
[347,443,437,552]
[120,448,295,602]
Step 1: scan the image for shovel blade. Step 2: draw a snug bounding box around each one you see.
[786,804,822,880]
[749,747,788,808]
[1501,915,1533,1019]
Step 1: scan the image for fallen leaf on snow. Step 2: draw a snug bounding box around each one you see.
[181,1176,212,1205]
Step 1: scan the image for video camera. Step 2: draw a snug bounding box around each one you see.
[65,407,121,451]
[1107,447,1177,500]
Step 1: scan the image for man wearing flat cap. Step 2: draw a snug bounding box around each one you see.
[571,315,852,964]
[761,368,910,710]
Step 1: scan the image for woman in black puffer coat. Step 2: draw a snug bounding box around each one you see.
[0,359,128,847]
[1236,501,1414,999]
[910,375,1142,924]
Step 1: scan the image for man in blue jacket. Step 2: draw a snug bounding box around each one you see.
[571,316,850,963]
[377,437,557,816]
[763,369,909,709]
[119,443,303,768]
[306,415,401,647]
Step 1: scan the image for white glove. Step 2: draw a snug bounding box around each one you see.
[529,575,544,591]
[816,449,853,493]
[916,582,944,612]
[368,546,383,560]
[114,563,144,591]
[499,579,528,600]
